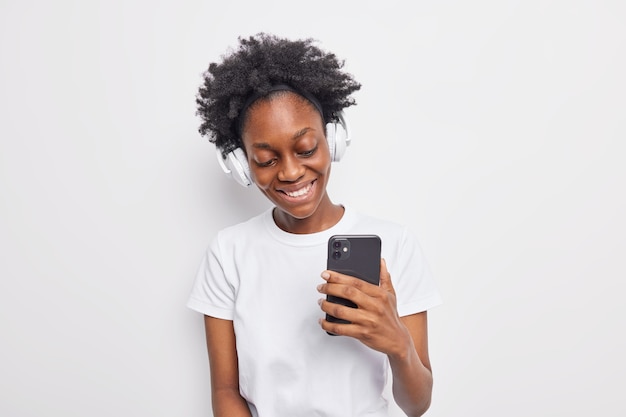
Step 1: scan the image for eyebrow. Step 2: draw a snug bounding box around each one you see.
[251,127,314,149]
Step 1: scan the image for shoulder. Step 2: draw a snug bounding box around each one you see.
[350,208,411,239]
[346,208,424,257]
[214,209,270,243]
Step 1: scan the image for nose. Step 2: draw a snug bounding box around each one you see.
[277,155,305,182]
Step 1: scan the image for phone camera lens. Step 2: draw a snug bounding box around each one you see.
[332,251,341,260]
[333,241,342,249]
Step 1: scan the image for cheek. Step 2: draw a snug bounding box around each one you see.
[249,167,273,189]
[315,152,332,173]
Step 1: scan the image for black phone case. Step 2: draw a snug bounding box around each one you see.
[326,234,381,326]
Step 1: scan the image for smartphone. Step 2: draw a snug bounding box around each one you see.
[325,234,381,326]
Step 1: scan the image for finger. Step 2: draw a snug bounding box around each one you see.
[319,280,387,316]
[320,269,380,297]
[318,298,363,324]
[318,280,369,308]
[378,258,396,296]
[318,316,362,337]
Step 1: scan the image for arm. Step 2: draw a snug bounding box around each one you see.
[388,312,433,416]
[203,316,252,417]
[317,259,433,417]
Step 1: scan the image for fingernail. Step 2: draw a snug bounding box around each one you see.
[321,271,330,280]
[317,284,323,292]
[317,298,323,306]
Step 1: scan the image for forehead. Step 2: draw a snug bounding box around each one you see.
[241,92,324,144]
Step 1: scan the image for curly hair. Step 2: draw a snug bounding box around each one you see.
[195,33,361,155]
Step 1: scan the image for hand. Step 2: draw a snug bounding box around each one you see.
[317,259,412,356]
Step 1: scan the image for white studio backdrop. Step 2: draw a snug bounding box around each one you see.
[1,1,624,416]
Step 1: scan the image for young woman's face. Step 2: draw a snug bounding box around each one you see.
[241,92,333,225]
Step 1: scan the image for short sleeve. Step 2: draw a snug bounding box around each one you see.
[186,235,236,320]
[391,228,443,317]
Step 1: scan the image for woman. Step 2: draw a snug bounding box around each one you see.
[187,33,442,417]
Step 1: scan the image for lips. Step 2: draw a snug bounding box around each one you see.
[278,180,316,199]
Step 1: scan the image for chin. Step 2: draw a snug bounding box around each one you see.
[274,202,320,221]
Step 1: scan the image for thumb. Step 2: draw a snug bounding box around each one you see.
[379,258,395,295]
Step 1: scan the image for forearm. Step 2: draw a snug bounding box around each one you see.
[212,387,252,417]
[388,336,433,417]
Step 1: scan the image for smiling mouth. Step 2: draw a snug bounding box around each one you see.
[280,180,315,198]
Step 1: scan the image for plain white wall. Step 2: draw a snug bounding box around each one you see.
[1,0,624,416]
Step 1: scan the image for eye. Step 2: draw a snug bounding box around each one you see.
[299,145,318,158]
[256,158,277,168]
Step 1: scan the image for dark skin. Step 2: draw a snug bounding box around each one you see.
[242,92,343,234]
[318,261,433,416]
[204,92,433,416]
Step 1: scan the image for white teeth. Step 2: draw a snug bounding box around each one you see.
[284,183,312,197]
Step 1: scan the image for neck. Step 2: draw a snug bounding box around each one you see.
[273,197,344,234]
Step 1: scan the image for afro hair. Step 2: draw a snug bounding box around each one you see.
[195,33,361,155]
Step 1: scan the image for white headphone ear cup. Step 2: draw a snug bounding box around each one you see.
[229,148,252,187]
[332,122,347,162]
[327,111,351,162]
[326,121,337,161]
[216,147,252,187]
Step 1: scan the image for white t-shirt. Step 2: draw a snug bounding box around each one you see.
[187,206,442,417]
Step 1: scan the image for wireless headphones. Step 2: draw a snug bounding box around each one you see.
[216,101,352,188]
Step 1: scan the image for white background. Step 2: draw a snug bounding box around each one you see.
[1,0,624,416]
